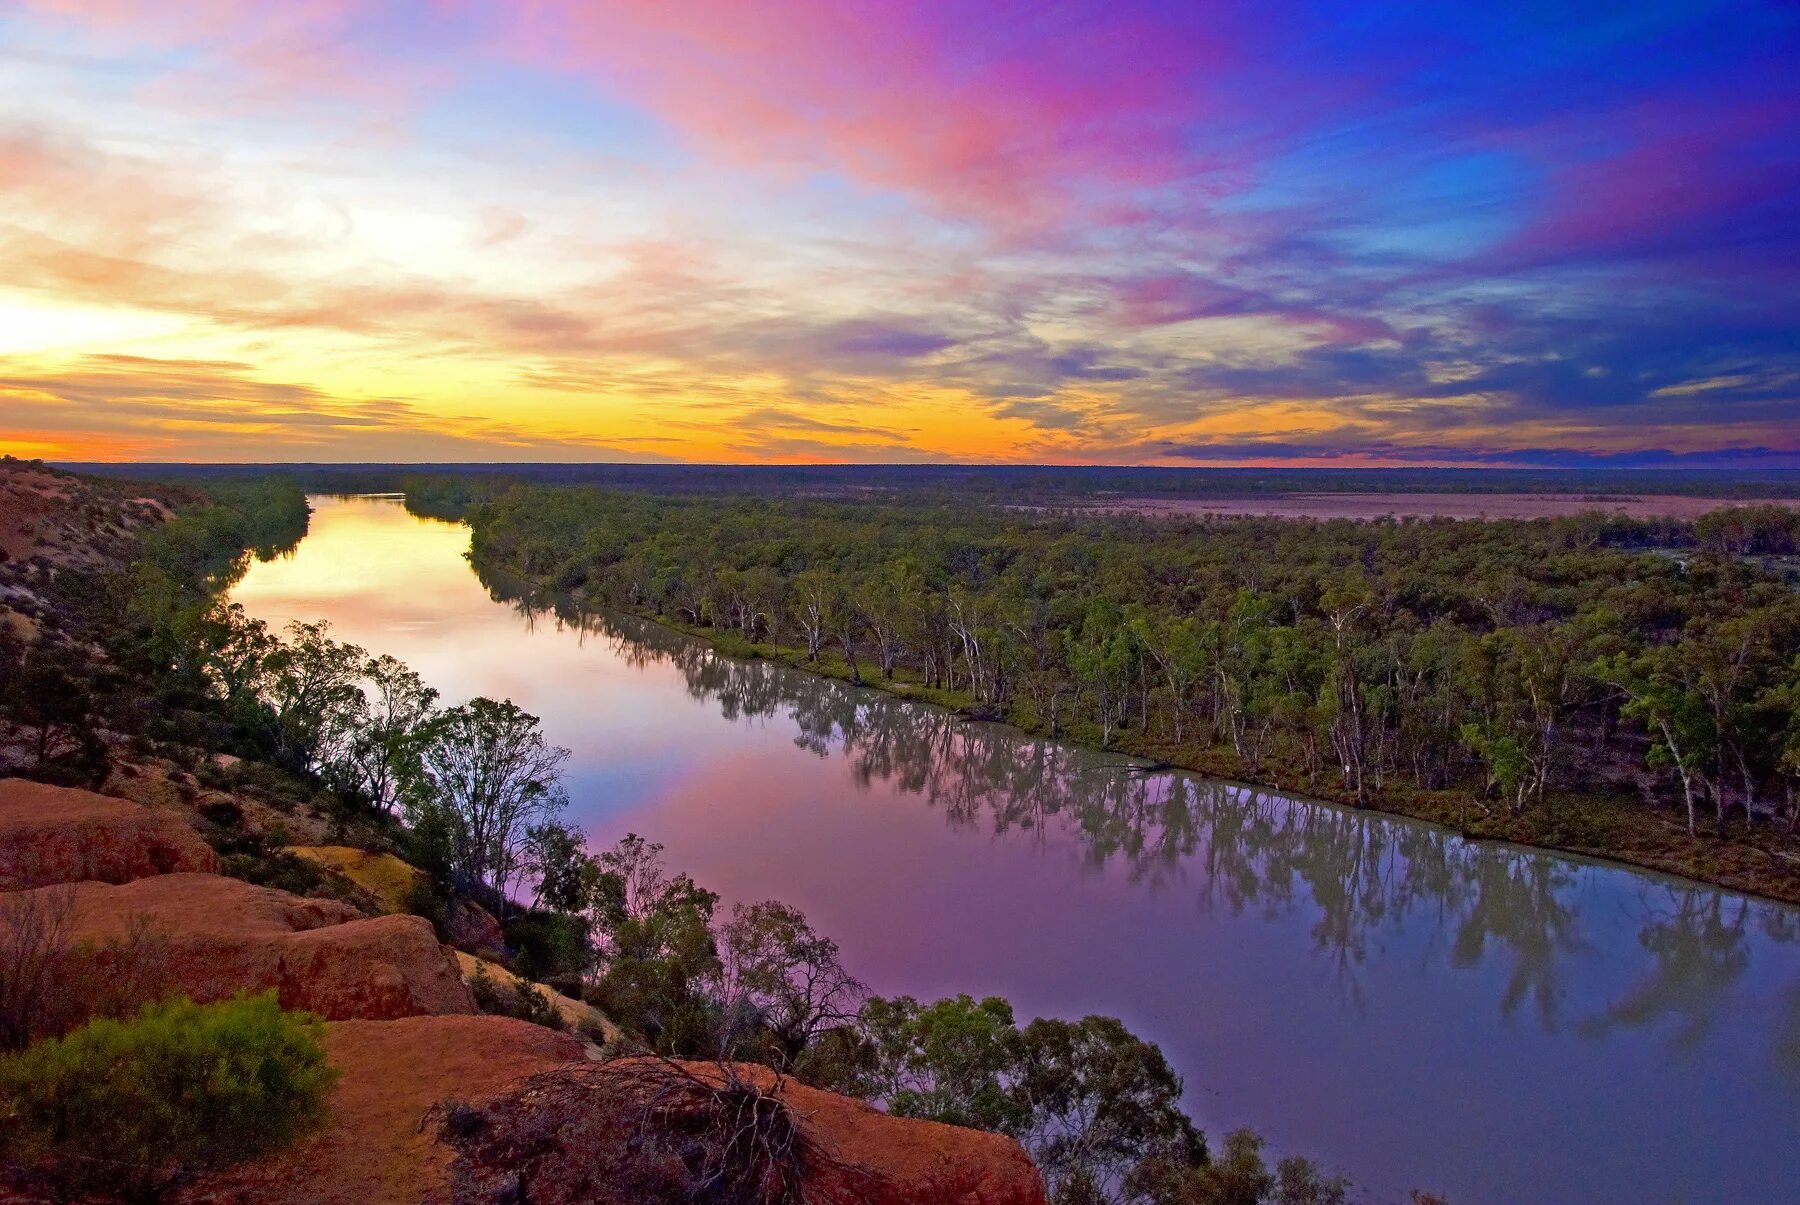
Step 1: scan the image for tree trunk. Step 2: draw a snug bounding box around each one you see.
[1659,719,1698,837]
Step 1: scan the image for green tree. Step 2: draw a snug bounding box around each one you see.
[858,994,1031,1135]
[1018,1015,1203,1203]
[522,820,596,914]
[345,653,438,815]
[188,601,276,711]
[716,900,864,1066]
[1759,655,1800,832]
[257,620,367,775]
[1598,647,1715,836]
[586,835,723,1055]
[5,644,98,773]
[1071,599,1137,747]
[402,697,569,900]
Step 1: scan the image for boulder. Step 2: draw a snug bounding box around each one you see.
[0,777,217,890]
[19,873,476,1021]
[444,897,505,954]
[183,1015,586,1205]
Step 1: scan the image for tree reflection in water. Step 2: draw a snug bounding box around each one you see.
[484,571,1800,1069]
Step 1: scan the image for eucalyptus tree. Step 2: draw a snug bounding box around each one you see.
[1598,647,1715,837]
[256,621,367,776]
[789,567,831,662]
[402,697,570,901]
[344,654,438,815]
[716,900,864,1067]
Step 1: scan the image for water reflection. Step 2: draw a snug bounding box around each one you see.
[482,569,1800,1064]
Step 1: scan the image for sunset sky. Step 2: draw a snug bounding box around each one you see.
[2,1,1796,465]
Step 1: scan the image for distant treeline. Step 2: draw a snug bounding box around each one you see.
[465,485,1800,845]
[61,460,1800,500]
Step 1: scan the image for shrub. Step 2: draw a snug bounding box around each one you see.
[0,887,77,1052]
[469,962,568,1032]
[513,980,568,1031]
[0,993,337,1203]
[0,889,173,1051]
[502,908,595,983]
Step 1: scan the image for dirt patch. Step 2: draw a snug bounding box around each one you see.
[455,951,621,1043]
[105,758,353,852]
[287,846,423,912]
[0,461,175,569]
[1056,493,1800,522]
[183,1015,586,1205]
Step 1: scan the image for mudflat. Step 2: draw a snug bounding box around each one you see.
[1060,492,1800,521]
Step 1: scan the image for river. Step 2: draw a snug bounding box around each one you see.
[230,494,1800,1205]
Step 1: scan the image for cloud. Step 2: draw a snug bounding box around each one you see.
[722,434,959,464]
[0,354,671,461]
[513,1,1240,230]
[4,1,1798,465]
[1485,77,1800,281]
[823,322,957,361]
[1109,273,1400,346]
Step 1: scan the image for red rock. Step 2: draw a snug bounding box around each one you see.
[444,897,505,955]
[0,777,217,890]
[17,872,477,1021]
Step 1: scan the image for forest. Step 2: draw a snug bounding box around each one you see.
[457,483,1800,896]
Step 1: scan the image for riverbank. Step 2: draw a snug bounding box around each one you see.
[500,570,1800,909]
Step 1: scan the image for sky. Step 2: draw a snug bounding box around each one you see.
[0,1,1796,466]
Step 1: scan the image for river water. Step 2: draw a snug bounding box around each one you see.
[230,495,1800,1205]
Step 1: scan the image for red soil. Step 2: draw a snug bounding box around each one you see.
[184,1015,586,1205]
[711,1062,1048,1205]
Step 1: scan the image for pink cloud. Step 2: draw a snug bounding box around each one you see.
[22,1,1245,228]
[517,2,1233,227]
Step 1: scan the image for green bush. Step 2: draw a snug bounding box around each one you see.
[503,909,594,983]
[0,992,337,1203]
[468,962,567,1032]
